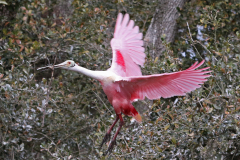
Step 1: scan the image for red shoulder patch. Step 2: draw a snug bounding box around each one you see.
[116,50,126,72]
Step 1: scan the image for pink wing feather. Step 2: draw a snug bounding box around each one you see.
[115,60,211,101]
[108,13,146,77]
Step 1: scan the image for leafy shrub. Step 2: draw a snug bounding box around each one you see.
[0,0,239,159]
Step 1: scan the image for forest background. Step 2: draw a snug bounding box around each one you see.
[0,0,240,159]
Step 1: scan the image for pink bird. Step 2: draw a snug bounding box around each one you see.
[38,13,211,154]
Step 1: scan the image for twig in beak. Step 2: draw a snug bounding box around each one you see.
[37,66,53,71]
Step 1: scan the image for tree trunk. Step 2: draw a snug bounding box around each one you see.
[144,0,186,57]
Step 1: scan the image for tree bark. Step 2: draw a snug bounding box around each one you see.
[144,0,186,57]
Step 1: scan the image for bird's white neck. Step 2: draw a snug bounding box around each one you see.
[68,65,106,81]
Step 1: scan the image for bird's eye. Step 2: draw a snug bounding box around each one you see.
[68,62,71,64]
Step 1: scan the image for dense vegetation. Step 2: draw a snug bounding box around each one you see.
[0,0,240,159]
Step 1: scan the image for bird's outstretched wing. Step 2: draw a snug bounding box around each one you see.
[108,13,146,77]
[115,60,211,101]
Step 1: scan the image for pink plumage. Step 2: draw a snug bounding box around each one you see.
[115,60,211,101]
[115,50,126,72]
[42,13,211,154]
[109,13,145,77]
[100,14,210,154]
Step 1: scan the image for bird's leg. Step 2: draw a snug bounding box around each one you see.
[100,115,119,148]
[104,114,124,155]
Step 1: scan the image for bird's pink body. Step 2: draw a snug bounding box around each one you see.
[39,13,211,154]
[101,81,139,120]
[99,14,211,123]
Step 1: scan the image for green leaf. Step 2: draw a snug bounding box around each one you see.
[171,137,177,145]
[213,104,221,110]
[164,124,170,130]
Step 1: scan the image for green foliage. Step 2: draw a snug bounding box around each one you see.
[0,0,240,159]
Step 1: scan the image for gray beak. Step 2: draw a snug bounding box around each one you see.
[37,62,66,71]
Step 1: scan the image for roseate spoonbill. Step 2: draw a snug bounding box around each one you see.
[38,13,211,154]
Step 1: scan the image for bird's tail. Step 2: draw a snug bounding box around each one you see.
[130,105,142,123]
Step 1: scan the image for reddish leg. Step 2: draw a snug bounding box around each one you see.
[104,114,124,155]
[100,115,119,148]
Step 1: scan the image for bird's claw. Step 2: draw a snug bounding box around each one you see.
[103,140,116,156]
[100,133,111,149]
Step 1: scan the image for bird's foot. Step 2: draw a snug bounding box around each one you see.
[103,139,116,156]
[100,133,111,149]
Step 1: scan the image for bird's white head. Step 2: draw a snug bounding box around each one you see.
[54,60,76,68]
